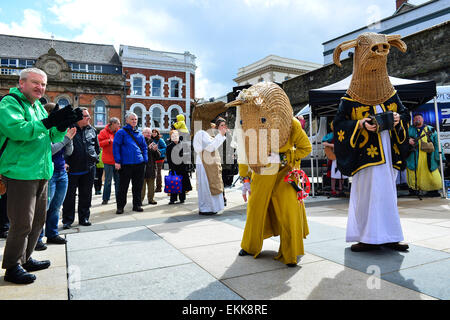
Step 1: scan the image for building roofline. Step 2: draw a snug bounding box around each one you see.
[322,0,438,45]
[0,33,116,48]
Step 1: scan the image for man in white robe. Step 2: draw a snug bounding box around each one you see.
[191,101,229,215]
[346,105,406,251]
[193,130,226,214]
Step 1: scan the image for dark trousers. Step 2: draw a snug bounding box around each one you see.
[0,194,9,232]
[62,167,95,225]
[170,191,186,203]
[2,178,47,270]
[117,163,145,210]
[155,161,164,191]
[94,167,104,192]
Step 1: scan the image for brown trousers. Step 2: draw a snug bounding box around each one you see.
[2,177,48,270]
[141,178,155,202]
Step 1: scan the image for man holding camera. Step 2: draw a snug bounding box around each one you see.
[0,68,82,284]
[406,113,442,197]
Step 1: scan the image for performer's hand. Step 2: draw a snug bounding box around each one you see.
[393,112,400,126]
[242,182,251,202]
[115,163,121,170]
[360,118,376,132]
[409,138,415,146]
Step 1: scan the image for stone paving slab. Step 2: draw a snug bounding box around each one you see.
[149,220,244,249]
[221,259,435,300]
[180,239,325,280]
[381,258,450,300]
[70,263,242,300]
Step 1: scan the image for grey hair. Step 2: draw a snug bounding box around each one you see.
[109,117,120,125]
[142,127,152,133]
[20,68,47,81]
[125,112,138,120]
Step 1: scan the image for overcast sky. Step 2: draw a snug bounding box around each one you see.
[0,0,429,99]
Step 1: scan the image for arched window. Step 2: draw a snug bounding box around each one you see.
[94,100,106,127]
[152,107,162,128]
[170,108,180,125]
[134,107,143,128]
[57,98,70,108]
[152,78,162,97]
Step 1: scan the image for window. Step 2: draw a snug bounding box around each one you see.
[94,100,106,127]
[0,59,8,66]
[151,79,162,97]
[134,107,143,128]
[170,109,179,125]
[170,80,179,97]
[57,98,70,108]
[151,107,162,128]
[132,77,143,96]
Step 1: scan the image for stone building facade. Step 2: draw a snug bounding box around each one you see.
[119,45,196,134]
[0,34,124,130]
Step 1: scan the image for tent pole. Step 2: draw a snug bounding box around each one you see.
[433,96,446,198]
[309,108,315,197]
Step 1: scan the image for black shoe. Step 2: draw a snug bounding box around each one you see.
[155,188,162,193]
[287,263,298,267]
[47,235,67,245]
[22,257,51,272]
[95,191,101,195]
[116,208,124,214]
[382,242,409,251]
[79,220,91,226]
[4,264,36,284]
[148,201,157,205]
[199,211,217,216]
[132,207,144,212]
[0,230,8,239]
[238,249,250,256]
[179,200,185,204]
[101,200,108,205]
[63,224,71,230]
[168,201,176,205]
[35,241,47,251]
[350,242,381,252]
[224,198,227,206]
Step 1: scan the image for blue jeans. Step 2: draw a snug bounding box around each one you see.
[39,170,68,241]
[103,164,119,202]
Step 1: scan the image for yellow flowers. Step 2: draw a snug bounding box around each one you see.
[338,130,345,142]
[367,145,379,158]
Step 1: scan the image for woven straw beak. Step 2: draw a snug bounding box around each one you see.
[225,100,243,107]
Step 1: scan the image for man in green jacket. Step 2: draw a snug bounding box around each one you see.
[0,68,82,284]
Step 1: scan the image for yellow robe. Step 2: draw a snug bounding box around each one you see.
[239,118,312,264]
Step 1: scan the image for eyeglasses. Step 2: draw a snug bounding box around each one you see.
[83,115,91,119]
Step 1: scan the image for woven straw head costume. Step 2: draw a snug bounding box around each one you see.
[333,32,407,105]
[190,101,229,134]
[226,82,293,174]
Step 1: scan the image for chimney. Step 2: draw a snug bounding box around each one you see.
[396,0,408,10]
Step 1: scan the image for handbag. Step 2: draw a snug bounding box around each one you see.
[420,140,434,153]
[164,171,183,194]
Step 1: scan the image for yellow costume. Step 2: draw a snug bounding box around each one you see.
[239,118,312,264]
[173,114,189,134]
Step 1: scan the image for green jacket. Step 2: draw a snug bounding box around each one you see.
[96,149,104,169]
[406,125,443,172]
[0,87,66,180]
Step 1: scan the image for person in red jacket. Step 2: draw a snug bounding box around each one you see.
[97,117,121,204]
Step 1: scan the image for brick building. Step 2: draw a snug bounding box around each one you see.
[119,45,196,135]
[0,34,124,129]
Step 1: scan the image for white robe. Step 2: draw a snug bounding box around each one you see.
[346,105,404,244]
[193,130,226,213]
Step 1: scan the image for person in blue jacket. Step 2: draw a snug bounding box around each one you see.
[113,112,148,214]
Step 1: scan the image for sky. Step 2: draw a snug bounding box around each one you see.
[0,0,429,99]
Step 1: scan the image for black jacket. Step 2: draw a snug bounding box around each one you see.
[66,124,100,173]
[166,141,192,192]
[144,137,161,179]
